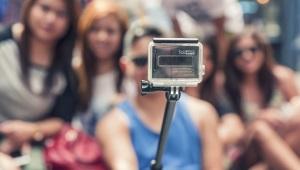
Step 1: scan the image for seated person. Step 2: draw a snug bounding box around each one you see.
[223,29,300,169]
[0,0,79,168]
[96,22,223,170]
[76,0,133,136]
[185,37,244,168]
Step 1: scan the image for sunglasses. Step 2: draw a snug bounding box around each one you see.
[234,46,260,58]
[131,56,148,67]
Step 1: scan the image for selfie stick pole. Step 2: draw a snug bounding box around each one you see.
[141,80,182,170]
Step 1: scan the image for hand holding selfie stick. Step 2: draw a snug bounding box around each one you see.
[141,80,182,170]
[143,38,203,170]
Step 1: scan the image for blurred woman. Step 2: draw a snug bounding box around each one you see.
[224,29,299,123]
[76,0,134,135]
[224,29,300,169]
[0,0,79,167]
[185,38,219,108]
[185,37,244,168]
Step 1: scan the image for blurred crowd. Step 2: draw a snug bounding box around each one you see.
[0,0,300,170]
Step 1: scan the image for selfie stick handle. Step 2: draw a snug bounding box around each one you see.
[141,80,181,170]
[151,95,178,170]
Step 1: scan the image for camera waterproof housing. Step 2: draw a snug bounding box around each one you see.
[148,38,204,87]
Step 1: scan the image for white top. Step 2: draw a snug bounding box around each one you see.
[162,0,225,21]
[0,40,66,121]
[161,0,244,36]
[78,70,136,135]
[90,70,136,116]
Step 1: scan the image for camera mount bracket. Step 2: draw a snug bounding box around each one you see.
[141,80,183,170]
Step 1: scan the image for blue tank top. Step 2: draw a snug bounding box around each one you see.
[117,97,202,170]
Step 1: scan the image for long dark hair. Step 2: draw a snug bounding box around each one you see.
[224,30,276,119]
[19,0,79,95]
[77,1,128,110]
[198,37,219,106]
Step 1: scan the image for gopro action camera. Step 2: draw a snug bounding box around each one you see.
[148,38,204,87]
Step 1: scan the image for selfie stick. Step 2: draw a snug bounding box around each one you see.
[141,80,182,170]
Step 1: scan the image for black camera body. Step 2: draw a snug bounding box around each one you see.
[148,38,204,87]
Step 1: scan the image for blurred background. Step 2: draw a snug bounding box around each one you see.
[0,0,299,70]
[0,0,299,169]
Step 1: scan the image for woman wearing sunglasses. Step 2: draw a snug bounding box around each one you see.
[96,22,223,170]
[185,37,245,169]
[224,29,300,169]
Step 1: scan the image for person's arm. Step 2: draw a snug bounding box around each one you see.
[160,0,182,37]
[96,109,138,170]
[199,103,223,170]
[257,65,299,131]
[247,121,300,170]
[273,65,299,100]
[0,67,78,147]
[171,16,183,37]
[0,152,20,170]
[218,113,245,147]
[0,118,64,146]
[188,97,223,170]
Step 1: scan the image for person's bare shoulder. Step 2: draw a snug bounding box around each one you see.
[273,65,295,84]
[11,23,23,41]
[273,65,299,98]
[96,107,130,138]
[184,95,219,130]
[96,106,138,169]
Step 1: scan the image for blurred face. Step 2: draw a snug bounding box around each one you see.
[203,45,213,80]
[29,0,69,43]
[128,36,152,83]
[233,35,264,75]
[87,15,122,61]
[185,44,214,98]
